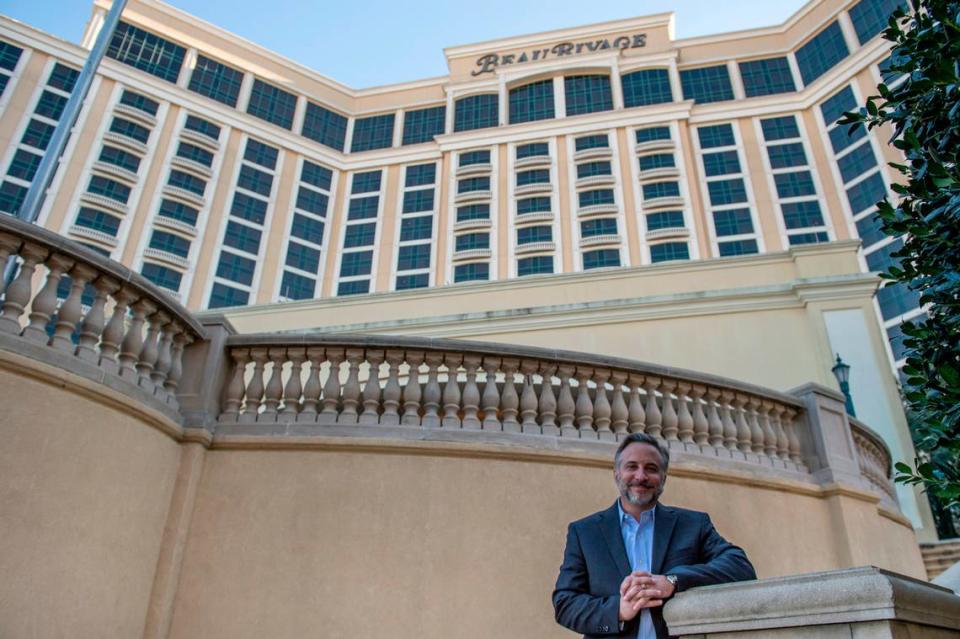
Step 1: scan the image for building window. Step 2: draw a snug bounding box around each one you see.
[646,211,685,230]
[396,273,429,290]
[188,55,243,107]
[176,142,214,167]
[246,79,297,129]
[781,201,825,229]
[718,239,759,257]
[456,233,490,251]
[649,242,689,263]
[0,40,23,73]
[343,222,377,247]
[516,169,550,186]
[707,179,747,206]
[788,231,830,246]
[697,124,735,149]
[583,249,620,270]
[223,221,262,254]
[738,57,796,97]
[845,172,887,214]
[795,22,849,86]
[340,251,373,277]
[581,218,618,237]
[209,283,249,309]
[577,161,612,178]
[141,263,182,291]
[642,182,681,200]
[773,171,816,198]
[517,197,551,215]
[402,105,445,145]
[638,154,675,172]
[75,207,120,235]
[285,242,321,273]
[838,143,878,182]
[158,199,199,226]
[636,127,670,144]
[760,116,801,141]
[351,113,395,152]
[517,255,553,276]
[109,117,149,144]
[243,139,279,170]
[352,171,382,194]
[457,204,490,221]
[184,115,221,141]
[168,169,206,196]
[291,213,324,244]
[301,102,347,151]
[516,142,549,159]
[509,79,555,124]
[455,262,489,282]
[702,151,741,177]
[35,91,67,120]
[346,196,377,220]
[338,280,370,296]
[149,230,190,258]
[216,251,256,285]
[237,165,273,197]
[8,150,42,181]
[575,134,608,151]
[399,217,433,242]
[402,190,434,213]
[767,143,807,169]
[231,193,267,224]
[517,225,552,245]
[564,74,613,116]
[454,94,499,132]
[280,271,316,300]
[302,161,333,191]
[0,181,26,214]
[406,164,436,187]
[713,208,754,237]
[849,0,907,45]
[458,177,490,194]
[107,22,184,83]
[621,69,672,108]
[680,65,734,104]
[579,189,615,208]
[88,175,131,203]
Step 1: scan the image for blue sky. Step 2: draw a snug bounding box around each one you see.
[0,0,804,88]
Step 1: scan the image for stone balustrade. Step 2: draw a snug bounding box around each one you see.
[0,214,206,411]
[219,333,811,473]
[850,417,898,505]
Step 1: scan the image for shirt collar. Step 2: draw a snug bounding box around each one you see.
[617,499,656,526]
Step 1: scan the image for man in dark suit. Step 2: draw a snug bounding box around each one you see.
[553,432,756,638]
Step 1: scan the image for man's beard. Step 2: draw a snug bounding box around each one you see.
[617,475,663,507]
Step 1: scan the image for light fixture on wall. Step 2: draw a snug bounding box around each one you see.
[831,354,856,417]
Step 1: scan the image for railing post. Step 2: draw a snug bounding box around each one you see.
[176,315,235,432]
[789,383,862,486]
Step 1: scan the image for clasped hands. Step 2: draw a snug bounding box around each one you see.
[618,571,675,622]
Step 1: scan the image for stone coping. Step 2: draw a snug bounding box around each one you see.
[0,215,206,338]
[663,566,960,635]
[226,332,805,409]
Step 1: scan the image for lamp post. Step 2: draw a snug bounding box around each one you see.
[831,354,856,417]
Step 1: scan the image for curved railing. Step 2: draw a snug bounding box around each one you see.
[850,417,898,505]
[0,214,206,412]
[219,333,809,473]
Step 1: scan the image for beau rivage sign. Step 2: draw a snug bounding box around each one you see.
[471,33,647,76]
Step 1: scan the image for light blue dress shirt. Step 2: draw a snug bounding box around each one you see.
[618,501,656,639]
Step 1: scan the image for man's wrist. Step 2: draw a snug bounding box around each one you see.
[665,574,679,595]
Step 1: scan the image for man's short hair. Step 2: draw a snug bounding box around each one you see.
[614,433,670,474]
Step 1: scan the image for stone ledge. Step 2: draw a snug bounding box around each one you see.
[663,567,960,636]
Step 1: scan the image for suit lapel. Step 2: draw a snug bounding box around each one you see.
[652,505,677,575]
[599,501,631,578]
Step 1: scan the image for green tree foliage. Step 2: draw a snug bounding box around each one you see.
[840,0,960,512]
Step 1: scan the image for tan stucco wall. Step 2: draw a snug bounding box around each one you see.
[0,366,182,639]
[167,446,924,639]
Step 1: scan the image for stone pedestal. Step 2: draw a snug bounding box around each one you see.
[663,567,960,638]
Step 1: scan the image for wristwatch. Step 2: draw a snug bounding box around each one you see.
[666,574,679,590]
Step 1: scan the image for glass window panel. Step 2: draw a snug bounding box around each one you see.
[642,181,681,200]
[158,199,198,226]
[680,65,734,104]
[168,169,206,196]
[509,79,555,124]
[838,142,878,182]
[237,165,273,196]
[517,225,552,245]
[301,102,347,151]
[403,189,434,213]
[855,210,887,246]
[454,262,489,282]
[75,207,120,235]
[829,121,867,153]
[400,216,433,242]
[796,22,850,86]
[788,231,830,245]
[577,161,612,178]
[402,105,445,145]
[718,239,759,256]
[216,251,256,285]
[141,263,182,291]
[456,233,489,251]
[649,242,689,263]
[517,197,551,215]
[707,179,747,205]
[738,57,796,97]
[280,271,316,300]
[846,172,887,213]
[290,213,324,244]
[184,115,220,140]
[458,177,489,193]
[702,151,741,176]
[517,255,553,276]
[8,149,43,181]
[621,69,672,108]
[352,171,382,193]
[646,211,685,230]
[713,208,754,236]
[88,175,131,203]
[774,171,816,198]
[457,204,490,221]
[338,280,370,296]
[396,273,429,290]
[108,117,149,144]
[176,142,213,167]
[348,196,379,220]
[697,124,735,149]
[231,192,267,224]
[564,74,613,116]
[575,134,608,151]
[760,116,800,141]
[579,189,615,207]
[405,163,436,187]
[781,201,825,229]
[35,90,67,120]
[820,86,858,126]
[516,169,550,186]
[351,113,395,152]
[209,282,249,309]
[285,242,321,273]
[849,0,907,45]
[223,221,262,254]
[583,249,620,270]
[107,22,184,83]
[397,244,431,271]
[0,40,24,72]
[188,55,243,107]
[0,181,27,215]
[301,161,333,191]
[246,79,296,129]
[635,127,671,144]
[767,142,808,169]
[344,222,378,247]
[580,218,618,237]
[516,142,549,159]
[454,94,498,132]
[638,154,675,172]
[459,150,491,166]
[340,251,373,277]
[296,188,328,215]
[23,118,56,149]
[149,230,190,257]
[244,139,279,170]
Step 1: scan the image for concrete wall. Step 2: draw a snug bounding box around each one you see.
[0,364,182,639]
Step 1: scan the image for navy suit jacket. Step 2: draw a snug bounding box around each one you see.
[552,502,756,639]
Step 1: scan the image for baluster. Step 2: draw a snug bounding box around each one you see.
[220,349,249,422]
[118,300,153,381]
[609,372,628,439]
[520,360,540,435]
[575,367,594,439]
[337,348,363,424]
[381,350,404,425]
[593,369,613,441]
[0,233,21,299]
[461,355,482,430]
[784,408,802,465]
[164,332,190,408]
[627,375,645,433]
[319,348,344,424]
[135,309,164,390]
[759,401,777,461]
[706,388,725,449]
[500,358,520,433]
[22,254,71,343]
[539,364,558,437]
[52,265,95,352]
[151,322,177,400]
[773,404,790,461]
[0,244,46,334]
[76,277,117,363]
[719,390,738,451]
[359,350,384,425]
[481,357,501,431]
[676,383,695,444]
[260,348,286,421]
[299,348,324,421]
[690,384,709,446]
[747,397,764,454]
[660,380,678,442]
[441,353,462,428]
[556,365,577,438]
[643,377,662,439]
[281,348,305,418]
[240,348,268,423]
[99,288,135,375]
[421,352,443,428]
[401,351,424,426]
[733,393,752,453]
